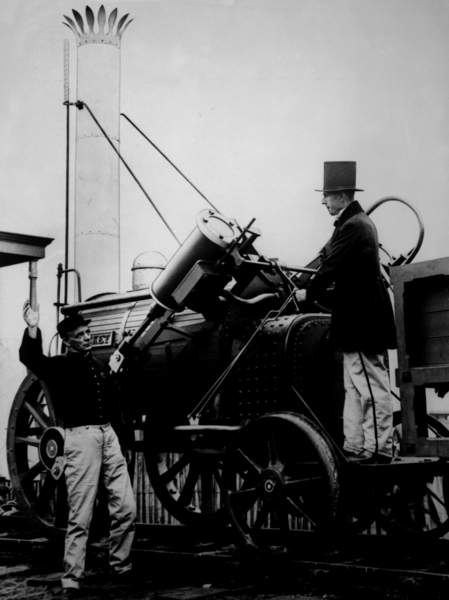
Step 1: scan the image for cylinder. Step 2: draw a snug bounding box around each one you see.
[151,209,237,310]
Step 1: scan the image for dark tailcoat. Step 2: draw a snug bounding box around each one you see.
[307,201,397,353]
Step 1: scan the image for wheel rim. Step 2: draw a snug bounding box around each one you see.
[7,374,68,532]
[224,412,341,549]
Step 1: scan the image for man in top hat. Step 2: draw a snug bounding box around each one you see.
[297,161,396,463]
[19,302,136,599]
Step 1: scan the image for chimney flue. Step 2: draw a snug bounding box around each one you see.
[64,5,133,300]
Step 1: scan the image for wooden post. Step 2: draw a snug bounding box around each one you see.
[28,261,38,310]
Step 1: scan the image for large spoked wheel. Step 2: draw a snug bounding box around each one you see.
[144,423,232,532]
[7,374,68,533]
[380,414,449,538]
[224,412,341,550]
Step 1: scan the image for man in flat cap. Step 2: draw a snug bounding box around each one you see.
[297,161,396,463]
[20,302,136,599]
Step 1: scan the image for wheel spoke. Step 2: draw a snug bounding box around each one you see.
[284,495,317,527]
[233,448,263,476]
[20,460,45,484]
[425,494,442,526]
[23,400,50,429]
[284,475,323,494]
[179,461,200,507]
[425,484,447,510]
[15,436,40,447]
[159,452,192,486]
[267,433,280,468]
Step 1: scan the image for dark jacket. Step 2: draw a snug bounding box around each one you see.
[307,201,397,353]
[19,328,132,445]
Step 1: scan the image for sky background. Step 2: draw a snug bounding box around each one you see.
[1,0,449,477]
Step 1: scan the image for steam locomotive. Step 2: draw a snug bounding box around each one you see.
[8,198,449,549]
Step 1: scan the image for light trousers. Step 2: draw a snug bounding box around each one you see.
[61,424,136,590]
[343,351,393,458]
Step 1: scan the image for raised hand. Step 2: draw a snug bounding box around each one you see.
[294,288,307,303]
[23,300,39,329]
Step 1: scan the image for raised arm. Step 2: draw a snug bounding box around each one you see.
[19,301,49,378]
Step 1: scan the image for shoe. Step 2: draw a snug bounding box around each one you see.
[343,449,373,462]
[348,452,392,465]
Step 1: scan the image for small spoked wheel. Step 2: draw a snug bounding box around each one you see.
[380,415,449,538]
[224,412,341,550]
[7,374,68,533]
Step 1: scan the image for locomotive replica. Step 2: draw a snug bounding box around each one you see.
[7,196,449,550]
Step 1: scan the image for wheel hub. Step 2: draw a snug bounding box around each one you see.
[38,426,65,471]
[260,468,283,498]
[46,439,59,459]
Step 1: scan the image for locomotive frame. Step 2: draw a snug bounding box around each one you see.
[7,201,449,550]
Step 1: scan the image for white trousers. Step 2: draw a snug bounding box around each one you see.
[343,352,393,458]
[61,424,136,590]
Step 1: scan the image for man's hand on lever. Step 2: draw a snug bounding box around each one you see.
[294,289,307,303]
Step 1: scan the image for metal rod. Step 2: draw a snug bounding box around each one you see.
[283,265,317,274]
[187,289,296,423]
[75,100,181,246]
[56,263,62,353]
[56,264,82,307]
[63,39,70,305]
[290,384,346,462]
[120,112,219,212]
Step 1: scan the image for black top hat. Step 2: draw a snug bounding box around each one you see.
[57,313,91,338]
[315,161,364,193]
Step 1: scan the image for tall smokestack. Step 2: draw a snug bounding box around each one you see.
[63,5,132,299]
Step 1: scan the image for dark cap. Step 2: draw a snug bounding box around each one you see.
[57,313,91,338]
[315,161,364,193]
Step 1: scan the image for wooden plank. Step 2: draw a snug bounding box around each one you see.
[416,437,449,457]
[391,256,449,285]
[410,365,449,385]
[0,565,30,578]
[157,585,251,600]
[27,572,63,586]
[409,337,449,367]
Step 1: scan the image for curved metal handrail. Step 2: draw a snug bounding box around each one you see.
[366,196,425,266]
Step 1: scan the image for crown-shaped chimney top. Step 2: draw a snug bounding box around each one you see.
[63,5,133,46]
